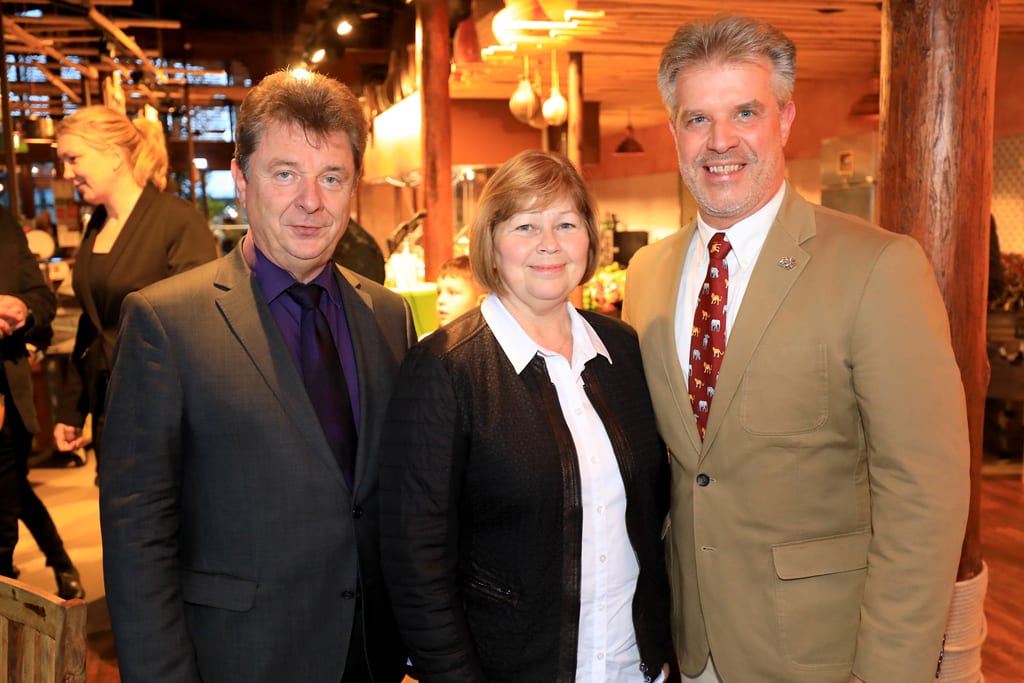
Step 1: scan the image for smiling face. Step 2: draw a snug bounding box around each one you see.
[231,120,355,283]
[57,134,121,207]
[670,58,795,230]
[493,198,590,319]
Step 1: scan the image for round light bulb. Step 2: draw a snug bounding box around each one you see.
[542,87,568,126]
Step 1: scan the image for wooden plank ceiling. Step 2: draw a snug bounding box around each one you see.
[3,0,1024,135]
[450,0,1024,131]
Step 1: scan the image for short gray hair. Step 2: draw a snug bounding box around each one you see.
[657,15,796,122]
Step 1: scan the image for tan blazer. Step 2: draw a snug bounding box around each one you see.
[624,185,969,683]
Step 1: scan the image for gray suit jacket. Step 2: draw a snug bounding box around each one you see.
[100,246,415,682]
[624,185,970,683]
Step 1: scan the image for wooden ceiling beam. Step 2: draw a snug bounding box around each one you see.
[2,16,98,80]
[86,7,167,83]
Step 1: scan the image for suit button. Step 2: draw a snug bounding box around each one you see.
[351,506,363,518]
[341,590,356,599]
[696,473,711,487]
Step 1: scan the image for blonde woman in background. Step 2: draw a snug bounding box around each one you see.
[52,106,216,481]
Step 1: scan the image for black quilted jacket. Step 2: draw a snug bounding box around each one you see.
[380,308,673,683]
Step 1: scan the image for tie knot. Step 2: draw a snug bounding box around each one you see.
[708,232,732,260]
[286,282,324,310]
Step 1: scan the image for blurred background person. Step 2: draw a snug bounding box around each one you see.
[332,215,386,284]
[381,150,673,682]
[52,105,216,481]
[0,206,84,599]
[434,254,485,327]
[33,209,57,241]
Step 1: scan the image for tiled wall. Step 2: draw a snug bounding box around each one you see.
[994,135,1024,254]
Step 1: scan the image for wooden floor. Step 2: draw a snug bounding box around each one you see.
[977,474,1024,683]
[13,464,1023,682]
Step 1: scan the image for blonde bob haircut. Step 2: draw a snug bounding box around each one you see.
[55,105,169,191]
[469,150,600,296]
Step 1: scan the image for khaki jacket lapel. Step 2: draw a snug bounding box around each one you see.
[635,224,705,456]
[700,186,816,455]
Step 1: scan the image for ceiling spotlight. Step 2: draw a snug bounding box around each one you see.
[310,48,327,64]
[336,17,356,36]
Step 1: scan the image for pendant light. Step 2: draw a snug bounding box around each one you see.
[613,112,645,155]
[509,55,542,125]
[542,50,568,126]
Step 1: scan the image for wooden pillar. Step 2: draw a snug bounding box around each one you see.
[567,51,583,308]
[877,0,998,580]
[418,0,454,282]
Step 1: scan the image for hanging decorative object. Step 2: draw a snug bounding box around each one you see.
[528,59,547,129]
[542,50,568,127]
[509,55,542,125]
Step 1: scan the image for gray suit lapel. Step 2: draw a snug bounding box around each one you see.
[701,187,815,455]
[333,265,379,493]
[213,249,349,488]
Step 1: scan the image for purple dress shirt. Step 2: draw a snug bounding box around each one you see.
[243,236,361,430]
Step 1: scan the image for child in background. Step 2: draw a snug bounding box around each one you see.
[435,255,484,327]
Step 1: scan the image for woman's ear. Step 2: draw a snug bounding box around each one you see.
[107,145,125,172]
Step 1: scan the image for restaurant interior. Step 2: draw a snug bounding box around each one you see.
[3,0,1024,680]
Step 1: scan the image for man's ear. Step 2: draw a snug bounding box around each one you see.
[779,100,796,146]
[230,159,247,207]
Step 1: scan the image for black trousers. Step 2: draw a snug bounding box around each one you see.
[0,381,71,577]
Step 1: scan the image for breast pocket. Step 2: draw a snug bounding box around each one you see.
[740,343,828,435]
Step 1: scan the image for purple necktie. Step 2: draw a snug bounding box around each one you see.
[287,283,357,484]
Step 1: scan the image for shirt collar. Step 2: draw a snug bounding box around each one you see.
[696,182,786,270]
[245,235,341,306]
[480,293,611,375]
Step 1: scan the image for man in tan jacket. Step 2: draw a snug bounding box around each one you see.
[624,15,970,683]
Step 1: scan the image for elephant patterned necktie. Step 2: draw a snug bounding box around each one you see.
[688,232,732,439]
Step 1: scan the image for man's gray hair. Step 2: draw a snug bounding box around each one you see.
[657,15,797,122]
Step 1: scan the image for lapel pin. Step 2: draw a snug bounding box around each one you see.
[778,256,797,270]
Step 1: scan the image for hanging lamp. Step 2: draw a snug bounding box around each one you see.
[542,50,568,126]
[613,112,645,155]
[509,54,542,125]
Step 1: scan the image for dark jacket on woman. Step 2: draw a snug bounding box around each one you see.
[380,308,673,683]
[57,183,216,431]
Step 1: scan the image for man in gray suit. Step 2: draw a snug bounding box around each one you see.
[100,70,415,682]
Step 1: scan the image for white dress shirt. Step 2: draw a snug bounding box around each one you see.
[482,294,659,683]
[675,184,786,382]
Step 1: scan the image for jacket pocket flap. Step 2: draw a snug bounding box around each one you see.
[772,530,870,580]
[181,569,257,611]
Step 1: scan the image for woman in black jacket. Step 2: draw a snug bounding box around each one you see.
[52,106,216,477]
[381,150,673,683]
